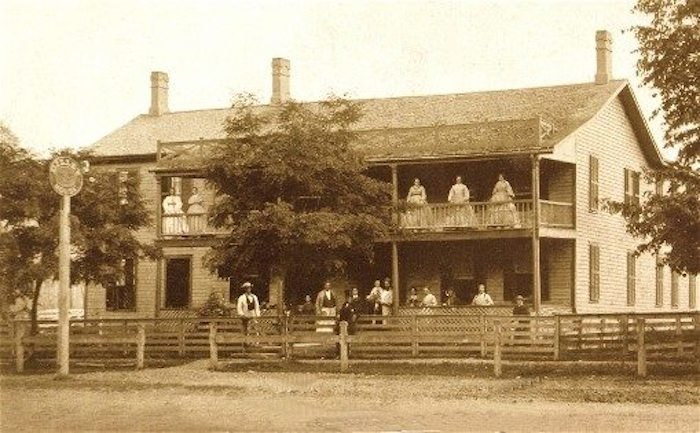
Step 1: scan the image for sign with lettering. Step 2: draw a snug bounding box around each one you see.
[49,156,83,197]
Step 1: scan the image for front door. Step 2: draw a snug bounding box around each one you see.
[165,257,191,308]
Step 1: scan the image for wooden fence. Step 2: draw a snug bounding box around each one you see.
[2,312,698,376]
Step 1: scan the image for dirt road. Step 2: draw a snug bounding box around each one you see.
[1,361,698,432]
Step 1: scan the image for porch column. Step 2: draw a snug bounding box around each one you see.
[531,154,542,314]
[391,241,400,314]
[390,164,399,225]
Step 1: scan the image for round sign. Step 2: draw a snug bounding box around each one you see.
[49,157,83,197]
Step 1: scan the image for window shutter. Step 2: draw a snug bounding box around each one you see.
[671,272,679,307]
[690,275,697,309]
[589,155,599,211]
[589,243,600,302]
[656,257,663,306]
[626,252,636,306]
[632,172,640,206]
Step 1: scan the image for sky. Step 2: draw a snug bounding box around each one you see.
[1,0,665,157]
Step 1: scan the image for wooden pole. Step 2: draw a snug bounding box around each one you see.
[57,194,71,377]
[531,155,542,314]
[136,323,145,370]
[339,321,349,372]
[675,316,683,355]
[15,322,25,373]
[553,315,561,361]
[480,315,487,358]
[493,320,502,378]
[391,242,400,315]
[178,319,186,357]
[637,318,647,378]
[390,164,398,225]
[209,322,218,368]
[411,315,418,357]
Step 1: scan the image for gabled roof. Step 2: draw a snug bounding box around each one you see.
[88,79,663,167]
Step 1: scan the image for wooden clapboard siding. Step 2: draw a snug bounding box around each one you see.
[546,163,574,203]
[573,96,691,312]
[544,239,572,306]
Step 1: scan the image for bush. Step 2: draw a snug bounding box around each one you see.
[197,292,232,318]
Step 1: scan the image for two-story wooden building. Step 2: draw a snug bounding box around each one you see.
[85,31,697,319]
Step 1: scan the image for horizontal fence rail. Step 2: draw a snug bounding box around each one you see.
[3,312,698,377]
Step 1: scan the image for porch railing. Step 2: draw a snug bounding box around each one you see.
[161,212,224,236]
[399,199,573,230]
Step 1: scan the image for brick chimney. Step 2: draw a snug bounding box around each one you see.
[271,58,290,105]
[595,30,612,85]
[149,71,169,116]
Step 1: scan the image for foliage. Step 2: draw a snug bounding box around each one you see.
[197,291,232,318]
[609,0,700,274]
[0,124,154,331]
[203,96,392,280]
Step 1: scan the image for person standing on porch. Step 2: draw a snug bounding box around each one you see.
[447,176,473,226]
[512,295,530,316]
[236,282,261,335]
[379,279,393,316]
[472,284,494,306]
[367,280,382,315]
[406,178,428,227]
[315,281,338,317]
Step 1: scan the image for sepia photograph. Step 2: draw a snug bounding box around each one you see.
[1,0,698,432]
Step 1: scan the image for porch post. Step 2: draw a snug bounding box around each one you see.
[531,154,542,314]
[390,164,399,225]
[391,241,400,314]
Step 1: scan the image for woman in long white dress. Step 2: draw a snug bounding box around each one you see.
[405,178,428,227]
[162,188,188,234]
[186,187,206,233]
[488,173,520,226]
[447,176,473,226]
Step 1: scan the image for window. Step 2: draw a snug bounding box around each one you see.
[106,258,136,311]
[624,168,640,206]
[626,252,636,306]
[589,243,600,302]
[690,275,697,309]
[116,169,139,206]
[165,257,191,308]
[671,271,679,308]
[589,155,599,211]
[655,256,664,307]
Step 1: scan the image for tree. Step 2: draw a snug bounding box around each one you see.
[610,0,700,275]
[203,96,392,297]
[0,124,153,333]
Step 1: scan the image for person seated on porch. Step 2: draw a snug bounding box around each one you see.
[406,287,420,307]
[421,287,438,307]
[405,178,428,227]
[444,288,458,306]
[349,287,370,315]
[298,294,315,315]
[162,188,188,234]
[186,186,206,233]
[512,295,530,316]
[488,173,520,227]
[471,284,494,306]
[447,176,473,226]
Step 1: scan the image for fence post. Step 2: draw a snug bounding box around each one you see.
[209,321,218,368]
[411,315,418,357]
[136,323,145,370]
[14,322,26,373]
[339,321,349,372]
[281,315,290,359]
[637,318,647,378]
[553,316,561,361]
[694,313,700,372]
[480,315,487,357]
[620,314,629,361]
[675,316,683,356]
[178,319,186,357]
[493,320,502,378]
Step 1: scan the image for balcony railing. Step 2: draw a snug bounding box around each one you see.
[399,199,573,231]
[161,213,225,236]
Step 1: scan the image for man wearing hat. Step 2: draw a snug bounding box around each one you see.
[512,295,530,316]
[236,282,261,335]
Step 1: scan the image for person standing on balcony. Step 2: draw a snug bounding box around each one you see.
[405,178,428,227]
[186,186,206,233]
[447,176,473,226]
[488,173,520,227]
[162,187,187,234]
[236,282,261,336]
[471,284,494,306]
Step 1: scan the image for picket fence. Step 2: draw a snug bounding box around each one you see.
[2,312,698,377]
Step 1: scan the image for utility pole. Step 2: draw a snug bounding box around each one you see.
[49,157,84,377]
